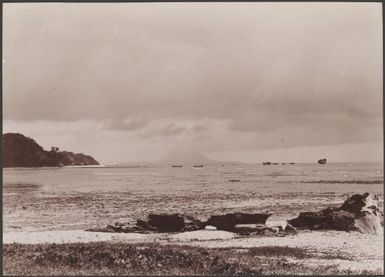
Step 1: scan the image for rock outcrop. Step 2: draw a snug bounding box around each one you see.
[87,212,274,234]
[288,193,383,234]
[317,158,327,164]
[86,194,383,236]
[3,133,99,167]
[145,213,204,232]
[205,213,272,231]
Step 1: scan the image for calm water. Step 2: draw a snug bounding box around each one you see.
[4,162,384,194]
[3,162,384,232]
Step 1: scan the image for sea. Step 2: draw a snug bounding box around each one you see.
[3,162,383,233]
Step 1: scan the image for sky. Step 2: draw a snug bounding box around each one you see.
[3,3,383,164]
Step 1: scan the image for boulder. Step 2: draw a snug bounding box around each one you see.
[288,193,383,234]
[136,219,156,231]
[147,213,186,232]
[205,213,273,231]
[341,192,378,215]
[137,213,205,232]
[288,208,357,231]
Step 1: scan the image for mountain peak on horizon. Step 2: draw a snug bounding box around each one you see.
[159,149,215,164]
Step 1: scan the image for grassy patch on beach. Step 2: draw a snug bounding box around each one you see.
[246,246,352,260]
[3,243,378,275]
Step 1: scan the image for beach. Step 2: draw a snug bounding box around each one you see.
[3,229,383,274]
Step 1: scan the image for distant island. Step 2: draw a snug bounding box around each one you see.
[3,133,99,167]
[317,158,327,165]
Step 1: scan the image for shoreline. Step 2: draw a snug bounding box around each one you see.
[3,161,383,170]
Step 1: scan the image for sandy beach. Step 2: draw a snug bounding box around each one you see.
[3,228,383,273]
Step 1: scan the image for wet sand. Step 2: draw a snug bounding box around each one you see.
[4,182,383,233]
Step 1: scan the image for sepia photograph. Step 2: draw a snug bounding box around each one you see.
[2,2,383,275]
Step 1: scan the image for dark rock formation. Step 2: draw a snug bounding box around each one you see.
[136,219,156,231]
[86,194,383,236]
[3,133,99,167]
[88,213,205,233]
[87,212,273,234]
[317,158,327,164]
[288,193,383,234]
[288,208,357,231]
[205,213,273,231]
[147,214,186,232]
[138,213,205,232]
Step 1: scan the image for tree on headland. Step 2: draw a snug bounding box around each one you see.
[50,146,60,153]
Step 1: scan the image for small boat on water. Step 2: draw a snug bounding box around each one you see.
[171,165,183,168]
[193,165,204,168]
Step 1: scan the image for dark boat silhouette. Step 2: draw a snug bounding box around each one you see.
[171,165,183,168]
[193,165,204,168]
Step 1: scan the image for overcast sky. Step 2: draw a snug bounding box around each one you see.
[3,3,383,164]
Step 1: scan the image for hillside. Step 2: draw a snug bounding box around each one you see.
[3,133,99,167]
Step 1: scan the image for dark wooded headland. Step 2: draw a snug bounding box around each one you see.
[3,133,99,167]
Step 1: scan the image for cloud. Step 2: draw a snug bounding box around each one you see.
[103,118,148,131]
[190,125,207,133]
[3,3,382,162]
[228,96,381,134]
[138,124,188,139]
